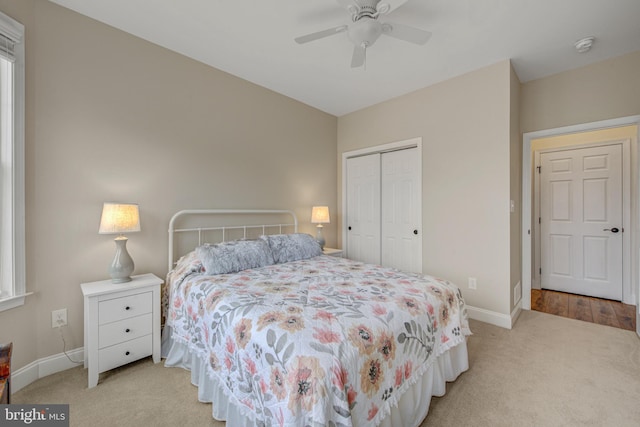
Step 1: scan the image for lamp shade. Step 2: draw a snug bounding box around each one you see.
[99,203,141,234]
[311,206,330,224]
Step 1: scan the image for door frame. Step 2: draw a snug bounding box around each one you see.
[533,140,630,301]
[342,137,423,268]
[522,116,640,312]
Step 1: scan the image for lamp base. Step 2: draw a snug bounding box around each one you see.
[109,236,134,283]
[315,225,325,250]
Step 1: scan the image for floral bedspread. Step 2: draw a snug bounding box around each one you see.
[165,253,470,427]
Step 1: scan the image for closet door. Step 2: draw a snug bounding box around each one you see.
[346,147,421,272]
[346,154,381,264]
[381,148,422,273]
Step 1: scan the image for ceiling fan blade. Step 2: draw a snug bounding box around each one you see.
[351,45,366,68]
[295,25,348,44]
[382,21,431,45]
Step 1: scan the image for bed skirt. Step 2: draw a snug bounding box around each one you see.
[162,325,469,427]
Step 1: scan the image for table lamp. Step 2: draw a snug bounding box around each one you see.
[99,202,141,283]
[311,206,330,250]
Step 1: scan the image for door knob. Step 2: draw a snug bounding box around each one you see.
[603,227,620,233]
[413,229,418,235]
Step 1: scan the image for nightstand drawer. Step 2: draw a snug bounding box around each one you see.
[98,334,152,373]
[99,291,152,325]
[99,313,153,349]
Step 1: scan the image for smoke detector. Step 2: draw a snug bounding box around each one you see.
[574,37,595,53]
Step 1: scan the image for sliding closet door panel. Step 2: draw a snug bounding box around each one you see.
[346,154,381,264]
[381,148,422,273]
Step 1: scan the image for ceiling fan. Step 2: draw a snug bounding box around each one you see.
[295,0,431,68]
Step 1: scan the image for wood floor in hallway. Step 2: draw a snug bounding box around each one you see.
[531,289,636,331]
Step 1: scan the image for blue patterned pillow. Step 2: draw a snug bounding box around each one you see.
[261,233,322,264]
[196,239,274,275]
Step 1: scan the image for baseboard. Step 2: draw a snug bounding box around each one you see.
[12,347,84,394]
[467,304,521,330]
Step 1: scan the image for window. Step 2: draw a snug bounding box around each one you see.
[0,11,25,312]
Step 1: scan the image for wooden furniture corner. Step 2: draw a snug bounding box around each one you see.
[0,342,12,404]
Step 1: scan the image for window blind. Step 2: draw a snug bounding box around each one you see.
[0,11,23,62]
[0,34,15,62]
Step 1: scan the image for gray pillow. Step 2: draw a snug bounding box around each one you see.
[261,233,322,264]
[195,239,274,275]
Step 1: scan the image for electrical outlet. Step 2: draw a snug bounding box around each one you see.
[52,308,67,328]
[468,277,477,290]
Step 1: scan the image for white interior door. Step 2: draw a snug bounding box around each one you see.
[540,144,623,300]
[381,148,422,273]
[346,154,381,264]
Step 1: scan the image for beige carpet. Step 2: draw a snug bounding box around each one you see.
[13,310,640,426]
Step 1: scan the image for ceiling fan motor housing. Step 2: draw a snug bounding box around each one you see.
[350,0,390,21]
[355,5,377,19]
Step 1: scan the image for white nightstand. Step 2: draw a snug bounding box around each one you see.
[81,273,163,388]
[322,247,343,257]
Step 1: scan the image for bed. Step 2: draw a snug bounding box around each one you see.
[161,209,471,427]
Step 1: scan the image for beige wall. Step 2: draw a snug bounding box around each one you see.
[338,60,514,316]
[0,0,337,370]
[521,50,640,133]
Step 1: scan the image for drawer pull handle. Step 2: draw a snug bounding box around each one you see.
[125,351,130,356]
[125,328,131,333]
[125,306,131,311]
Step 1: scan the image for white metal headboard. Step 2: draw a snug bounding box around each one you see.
[168,209,298,271]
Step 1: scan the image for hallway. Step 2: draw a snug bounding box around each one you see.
[531,289,636,331]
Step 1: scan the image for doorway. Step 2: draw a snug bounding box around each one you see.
[537,143,624,300]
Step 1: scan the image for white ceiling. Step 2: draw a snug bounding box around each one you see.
[49,0,640,117]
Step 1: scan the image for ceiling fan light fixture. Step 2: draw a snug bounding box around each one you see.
[348,17,383,47]
[574,36,595,53]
